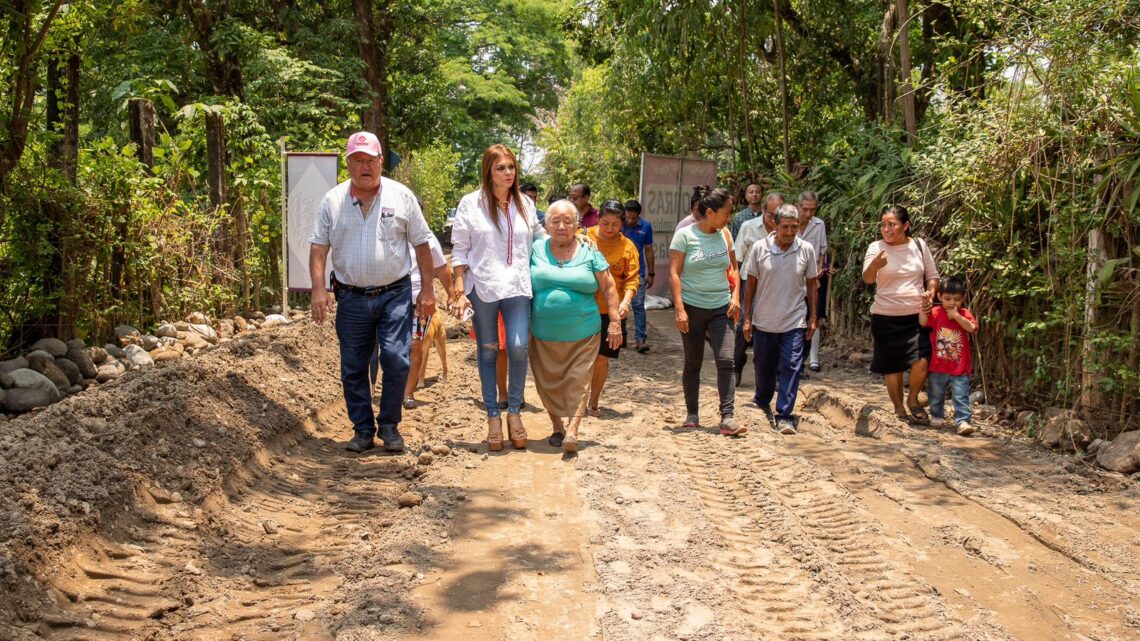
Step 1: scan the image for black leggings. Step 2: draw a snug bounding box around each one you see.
[680,304,735,418]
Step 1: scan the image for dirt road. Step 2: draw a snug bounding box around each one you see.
[1,310,1138,640]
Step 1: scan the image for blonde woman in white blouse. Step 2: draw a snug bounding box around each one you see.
[451,144,544,451]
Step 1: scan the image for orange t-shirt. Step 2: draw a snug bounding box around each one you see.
[586,227,641,314]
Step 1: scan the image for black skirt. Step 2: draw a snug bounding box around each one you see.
[870,313,931,374]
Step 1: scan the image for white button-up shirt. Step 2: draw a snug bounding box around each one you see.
[451,188,543,302]
[798,216,828,263]
[735,218,772,279]
[410,233,446,301]
[308,177,433,288]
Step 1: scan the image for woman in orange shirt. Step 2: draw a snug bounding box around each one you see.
[586,200,641,415]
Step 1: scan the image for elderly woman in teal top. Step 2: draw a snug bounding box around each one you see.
[669,186,747,437]
[530,200,622,452]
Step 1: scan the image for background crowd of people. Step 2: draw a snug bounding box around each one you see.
[310,134,978,455]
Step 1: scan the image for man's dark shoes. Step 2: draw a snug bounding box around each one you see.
[548,431,565,448]
[378,424,405,452]
[345,433,375,453]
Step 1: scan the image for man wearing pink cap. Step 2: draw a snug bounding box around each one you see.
[309,131,436,453]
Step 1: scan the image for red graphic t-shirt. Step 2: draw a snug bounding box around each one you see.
[927,306,975,377]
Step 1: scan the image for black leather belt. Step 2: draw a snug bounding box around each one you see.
[333,274,409,297]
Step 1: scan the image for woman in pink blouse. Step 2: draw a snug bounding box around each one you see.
[862,205,940,423]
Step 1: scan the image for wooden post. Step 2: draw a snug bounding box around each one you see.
[128,98,155,171]
[279,139,289,316]
[1081,227,1106,410]
[897,0,918,144]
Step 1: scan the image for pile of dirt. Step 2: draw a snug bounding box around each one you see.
[0,320,344,637]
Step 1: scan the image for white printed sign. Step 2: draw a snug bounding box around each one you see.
[286,153,339,291]
[638,153,717,297]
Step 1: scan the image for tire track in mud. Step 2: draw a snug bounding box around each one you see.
[38,404,422,641]
[668,425,988,641]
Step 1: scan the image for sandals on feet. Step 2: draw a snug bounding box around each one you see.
[908,406,931,425]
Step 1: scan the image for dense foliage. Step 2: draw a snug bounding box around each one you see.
[538,0,1140,425]
[0,0,572,347]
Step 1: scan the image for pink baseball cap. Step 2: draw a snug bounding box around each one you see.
[345,131,382,158]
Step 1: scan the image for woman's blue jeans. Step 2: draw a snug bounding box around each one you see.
[470,290,530,417]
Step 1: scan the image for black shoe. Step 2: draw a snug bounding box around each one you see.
[378,424,405,452]
[345,433,375,453]
[548,431,565,447]
[809,361,821,372]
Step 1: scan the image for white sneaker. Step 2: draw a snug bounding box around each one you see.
[956,421,976,436]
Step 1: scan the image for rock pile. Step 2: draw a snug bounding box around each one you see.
[1,308,304,415]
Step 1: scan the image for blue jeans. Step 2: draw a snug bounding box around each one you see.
[632,281,648,343]
[928,372,972,424]
[470,291,530,417]
[753,328,806,420]
[335,280,412,437]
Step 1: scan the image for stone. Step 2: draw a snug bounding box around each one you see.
[1016,410,1036,428]
[151,349,182,363]
[158,336,176,347]
[262,520,278,535]
[397,492,424,508]
[187,311,209,325]
[66,338,86,351]
[31,338,68,357]
[269,305,283,315]
[66,385,82,395]
[140,335,160,351]
[0,388,4,408]
[1043,406,1070,420]
[1087,439,1107,456]
[174,321,191,331]
[294,609,316,622]
[192,438,207,448]
[1039,413,1094,452]
[25,350,55,371]
[156,323,178,338]
[86,346,108,364]
[188,323,218,344]
[115,325,141,345]
[95,360,125,383]
[630,610,643,620]
[124,344,155,369]
[233,315,249,333]
[431,444,452,457]
[180,333,210,350]
[53,357,82,384]
[26,354,70,390]
[0,356,29,375]
[417,452,434,466]
[968,391,986,405]
[104,344,126,359]
[0,371,12,389]
[216,319,235,340]
[66,347,98,379]
[846,351,865,364]
[263,314,290,328]
[1097,430,1140,474]
[974,404,998,421]
[3,369,62,411]
[249,311,266,321]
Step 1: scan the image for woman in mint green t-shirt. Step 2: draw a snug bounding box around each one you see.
[669,186,746,436]
[530,201,621,452]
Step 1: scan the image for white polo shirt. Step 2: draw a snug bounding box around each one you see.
[798,216,828,263]
[744,236,818,333]
[451,188,543,302]
[735,218,771,279]
[308,177,434,288]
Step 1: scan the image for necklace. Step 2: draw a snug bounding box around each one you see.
[551,241,576,267]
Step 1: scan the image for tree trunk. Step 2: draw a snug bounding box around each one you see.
[129,98,156,171]
[896,0,918,144]
[354,0,393,157]
[878,4,897,126]
[1081,227,1106,410]
[773,0,791,174]
[206,111,234,291]
[737,0,756,175]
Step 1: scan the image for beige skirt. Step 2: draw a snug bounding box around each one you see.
[530,334,597,418]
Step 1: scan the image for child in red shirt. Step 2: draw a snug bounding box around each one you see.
[919,275,978,436]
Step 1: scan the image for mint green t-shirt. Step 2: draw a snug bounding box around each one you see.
[530,238,610,342]
[670,225,731,309]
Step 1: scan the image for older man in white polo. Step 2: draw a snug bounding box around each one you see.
[309,132,435,453]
